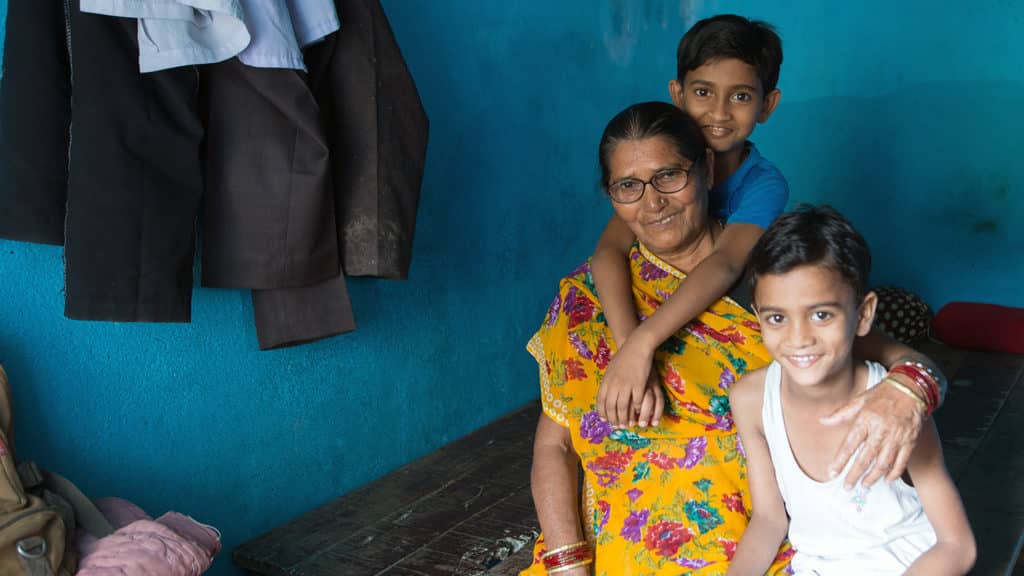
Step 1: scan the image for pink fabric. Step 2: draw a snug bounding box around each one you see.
[96,497,150,528]
[154,512,221,559]
[76,498,221,576]
[77,498,149,559]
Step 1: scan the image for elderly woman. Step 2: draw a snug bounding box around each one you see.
[523,102,941,575]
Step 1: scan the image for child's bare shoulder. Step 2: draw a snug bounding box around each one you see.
[730,367,769,418]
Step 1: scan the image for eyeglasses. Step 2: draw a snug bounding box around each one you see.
[606,162,699,204]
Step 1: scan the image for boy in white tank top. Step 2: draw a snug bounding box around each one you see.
[726,206,975,575]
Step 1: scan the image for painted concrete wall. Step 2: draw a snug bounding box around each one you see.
[0,1,1020,575]
[759,1,1024,307]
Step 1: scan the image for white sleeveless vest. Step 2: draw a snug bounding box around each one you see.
[761,361,937,575]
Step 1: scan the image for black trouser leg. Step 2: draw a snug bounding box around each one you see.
[202,58,338,290]
[64,3,203,322]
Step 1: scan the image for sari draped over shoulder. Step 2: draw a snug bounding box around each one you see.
[522,244,792,575]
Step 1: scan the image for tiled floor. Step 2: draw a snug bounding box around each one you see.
[234,340,1024,575]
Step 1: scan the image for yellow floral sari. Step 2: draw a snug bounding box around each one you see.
[522,244,792,575]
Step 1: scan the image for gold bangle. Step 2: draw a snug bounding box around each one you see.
[547,557,594,574]
[541,541,589,559]
[884,377,928,414]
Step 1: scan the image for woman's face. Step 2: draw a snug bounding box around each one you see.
[606,136,710,260]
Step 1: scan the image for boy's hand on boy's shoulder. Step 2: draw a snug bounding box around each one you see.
[597,336,657,428]
[821,382,925,489]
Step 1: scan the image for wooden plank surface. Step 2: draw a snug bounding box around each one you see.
[486,543,535,575]
[234,402,540,576]
[927,344,1024,481]
[951,354,1024,576]
[915,341,1024,575]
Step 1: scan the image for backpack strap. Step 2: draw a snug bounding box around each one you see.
[17,462,114,538]
[0,365,13,454]
[41,469,113,538]
[16,461,43,488]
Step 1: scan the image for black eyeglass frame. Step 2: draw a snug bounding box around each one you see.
[606,157,703,205]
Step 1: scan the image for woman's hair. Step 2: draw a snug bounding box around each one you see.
[598,101,707,187]
[748,204,872,301]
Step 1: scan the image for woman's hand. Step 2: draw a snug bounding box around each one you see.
[820,376,927,489]
[597,334,658,428]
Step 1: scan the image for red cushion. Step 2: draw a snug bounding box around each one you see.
[931,302,1024,354]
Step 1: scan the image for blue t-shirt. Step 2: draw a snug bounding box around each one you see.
[710,142,789,229]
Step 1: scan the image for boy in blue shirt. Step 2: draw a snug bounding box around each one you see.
[593,14,786,424]
[593,14,942,489]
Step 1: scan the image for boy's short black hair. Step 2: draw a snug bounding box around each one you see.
[676,14,783,95]
[749,205,872,302]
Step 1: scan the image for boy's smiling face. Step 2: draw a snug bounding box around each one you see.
[669,57,780,166]
[754,264,876,389]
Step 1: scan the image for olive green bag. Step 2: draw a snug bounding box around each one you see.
[0,365,113,576]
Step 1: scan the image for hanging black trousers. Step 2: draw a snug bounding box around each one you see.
[64,4,205,321]
[0,2,354,346]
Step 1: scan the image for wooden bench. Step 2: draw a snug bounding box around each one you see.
[233,403,541,575]
[919,341,1024,576]
[233,342,1024,575]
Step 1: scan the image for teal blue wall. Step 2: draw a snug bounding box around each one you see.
[1,2,1020,575]
[759,2,1024,307]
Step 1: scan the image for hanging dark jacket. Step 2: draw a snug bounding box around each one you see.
[306,0,429,281]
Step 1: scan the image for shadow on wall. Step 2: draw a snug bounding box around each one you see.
[767,80,1024,308]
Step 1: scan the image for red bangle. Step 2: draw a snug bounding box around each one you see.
[542,541,593,570]
[903,364,940,409]
[544,547,588,562]
[543,547,591,569]
[901,361,942,403]
[890,366,937,413]
[890,369,931,410]
[889,365,938,414]
[890,364,935,401]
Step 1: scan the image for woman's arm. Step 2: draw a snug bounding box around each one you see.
[598,222,765,428]
[903,421,976,575]
[854,328,948,401]
[824,329,948,488]
[727,371,790,576]
[530,414,589,576]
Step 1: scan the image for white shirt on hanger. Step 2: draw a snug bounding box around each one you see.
[80,0,339,73]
